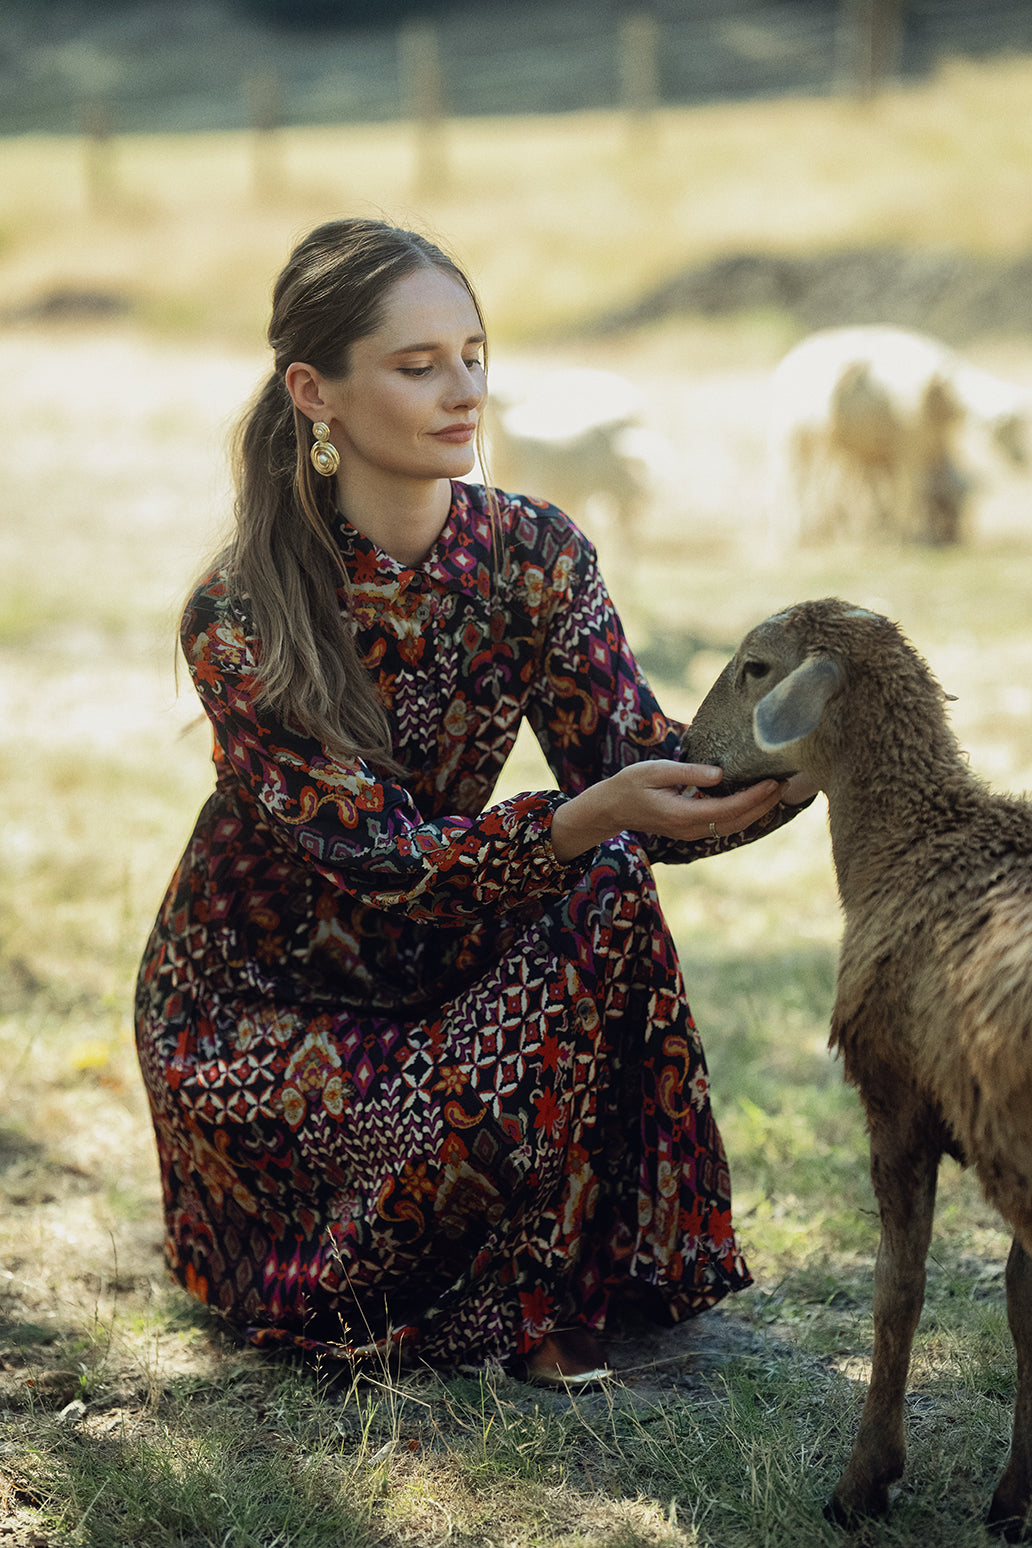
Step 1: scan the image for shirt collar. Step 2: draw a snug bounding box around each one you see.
[335,481,497,598]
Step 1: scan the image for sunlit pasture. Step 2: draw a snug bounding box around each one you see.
[2,54,1032,1545]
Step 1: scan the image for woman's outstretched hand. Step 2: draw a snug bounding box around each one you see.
[550,760,796,864]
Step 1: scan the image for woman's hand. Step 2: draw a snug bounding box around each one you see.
[550,760,788,864]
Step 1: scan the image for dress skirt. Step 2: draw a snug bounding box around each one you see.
[135,828,750,1368]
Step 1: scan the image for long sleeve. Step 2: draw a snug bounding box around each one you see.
[522,531,804,863]
[183,576,590,929]
[527,546,678,790]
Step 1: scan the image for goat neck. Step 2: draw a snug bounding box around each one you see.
[818,661,979,908]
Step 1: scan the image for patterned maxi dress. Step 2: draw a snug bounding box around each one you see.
[135,482,792,1369]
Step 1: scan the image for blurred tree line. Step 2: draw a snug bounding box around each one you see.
[231,0,465,27]
[16,0,547,21]
[13,0,663,20]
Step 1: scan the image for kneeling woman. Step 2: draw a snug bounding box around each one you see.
[135,218,812,1385]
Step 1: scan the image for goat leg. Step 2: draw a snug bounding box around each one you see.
[828,1105,939,1524]
[988,1237,1032,1540]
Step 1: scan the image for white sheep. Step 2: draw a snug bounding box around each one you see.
[483,365,671,550]
[680,597,1032,1537]
[768,326,1029,549]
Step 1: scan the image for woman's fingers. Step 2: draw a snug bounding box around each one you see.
[694,780,782,836]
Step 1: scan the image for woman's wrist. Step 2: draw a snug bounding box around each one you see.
[550,785,617,864]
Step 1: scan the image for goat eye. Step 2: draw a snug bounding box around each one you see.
[741,659,771,681]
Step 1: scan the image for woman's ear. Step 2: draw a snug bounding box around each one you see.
[284,362,325,421]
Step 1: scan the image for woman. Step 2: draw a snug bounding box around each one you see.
[135,217,812,1386]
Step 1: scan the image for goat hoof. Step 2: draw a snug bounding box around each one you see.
[987,1517,1028,1543]
[986,1503,1030,1542]
[825,1495,875,1529]
[823,1497,853,1528]
[825,1481,891,1529]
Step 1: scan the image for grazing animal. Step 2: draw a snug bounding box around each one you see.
[680,597,1032,1538]
[768,327,1029,548]
[484,366,670,550]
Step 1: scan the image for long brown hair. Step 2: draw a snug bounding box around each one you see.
[216,218,491,771]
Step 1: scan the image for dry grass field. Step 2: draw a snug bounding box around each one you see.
[3,54,1032,1547]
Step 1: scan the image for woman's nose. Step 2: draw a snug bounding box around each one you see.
[445,361,485,409]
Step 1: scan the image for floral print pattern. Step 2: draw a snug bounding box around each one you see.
[135,482,786,1368]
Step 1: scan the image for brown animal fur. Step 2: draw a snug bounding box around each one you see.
[680,598,1032,1537]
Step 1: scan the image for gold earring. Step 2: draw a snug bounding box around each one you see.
[310,421,340,477]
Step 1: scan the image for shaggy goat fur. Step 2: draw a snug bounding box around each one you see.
[681,597,1032,1537]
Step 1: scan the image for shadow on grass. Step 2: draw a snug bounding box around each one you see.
[1,1289,1022,1547]
[0,932,1019,1545]
[29,1409,382,1547]
[0,1120,44,1169]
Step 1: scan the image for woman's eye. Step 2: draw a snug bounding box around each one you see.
[399,357,483,378]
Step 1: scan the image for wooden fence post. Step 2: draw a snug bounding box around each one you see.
[837,0,905,98]
[246,70,285,201]
[619,6,661,182]
[620,8,660,127]
[399,18,448,200]
[82,100,114,213]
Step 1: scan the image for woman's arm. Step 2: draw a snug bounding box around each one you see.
[521,518,817,860]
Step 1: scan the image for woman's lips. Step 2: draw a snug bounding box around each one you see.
[432,424,476,443]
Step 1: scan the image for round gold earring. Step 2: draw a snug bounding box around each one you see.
[310,421,340,477]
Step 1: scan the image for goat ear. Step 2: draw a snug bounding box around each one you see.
[754,653,843,751]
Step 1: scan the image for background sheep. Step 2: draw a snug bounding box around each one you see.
[483,364,674,556]
[680,597,1032,1538]
[767,326,1030,549]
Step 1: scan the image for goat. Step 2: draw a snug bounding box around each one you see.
[768,327,1029,549]
[680,597,1032,1538]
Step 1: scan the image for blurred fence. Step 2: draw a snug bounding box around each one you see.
[2,0,1032,141]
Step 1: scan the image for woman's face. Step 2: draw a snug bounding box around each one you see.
[316,266,487,492]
